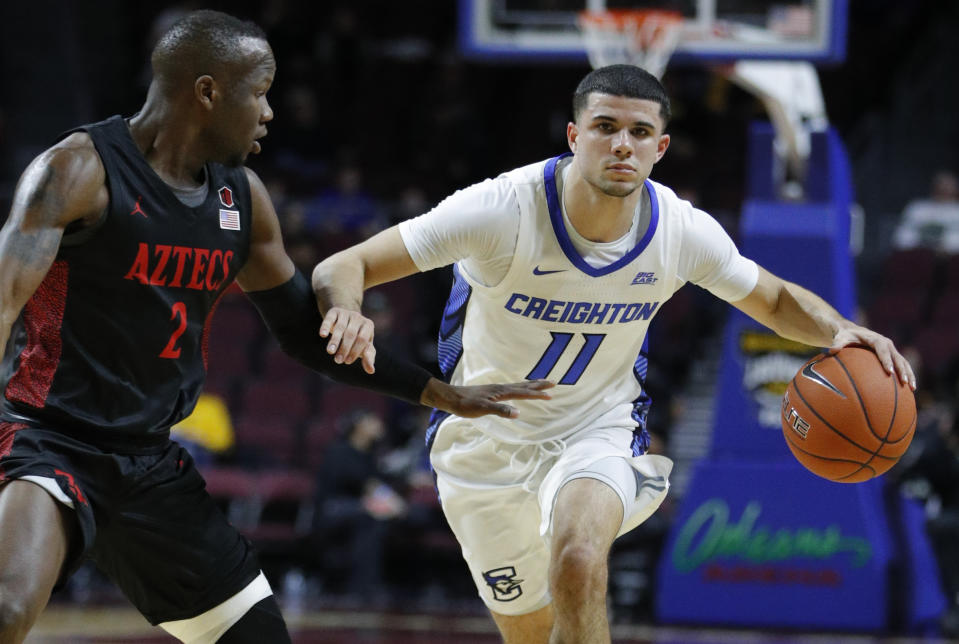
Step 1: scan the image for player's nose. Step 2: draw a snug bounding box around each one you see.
[610,129,632,155]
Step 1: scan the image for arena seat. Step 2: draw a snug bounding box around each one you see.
[245,469,316,562]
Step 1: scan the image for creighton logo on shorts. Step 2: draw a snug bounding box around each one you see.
[483,566,524,601]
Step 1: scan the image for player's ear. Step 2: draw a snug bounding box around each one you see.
[567,122,578,153]
[195,75,217,111]
[655,133,670,162]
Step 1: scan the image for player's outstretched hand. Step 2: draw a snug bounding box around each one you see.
[421,379,555,419]
[831,324,916,390]
[318,306,376,374]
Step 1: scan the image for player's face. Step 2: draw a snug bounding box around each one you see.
[567,93,670,198]
[211,40,275,167]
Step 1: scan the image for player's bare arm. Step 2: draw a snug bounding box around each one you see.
[732,266,916,389]
[236,167,376,374]
[235,167,297,291]
[0,134,107,350]
[241,173,552,416]
[312,227,555,416]
[312,226,419,366]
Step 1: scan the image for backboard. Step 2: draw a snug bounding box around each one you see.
[459,0,847,64]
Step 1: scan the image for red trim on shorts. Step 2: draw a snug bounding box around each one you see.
[53,468,88,505]
[5,260,69,408]
[0,422,29,481]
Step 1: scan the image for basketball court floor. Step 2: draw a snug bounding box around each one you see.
[23,600,959,644]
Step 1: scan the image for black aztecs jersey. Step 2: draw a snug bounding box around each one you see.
[0,116,252,447]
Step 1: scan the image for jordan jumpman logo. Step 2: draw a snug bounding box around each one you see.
[130,196,147,217]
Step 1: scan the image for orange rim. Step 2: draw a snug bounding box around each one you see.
[577,9,683,29]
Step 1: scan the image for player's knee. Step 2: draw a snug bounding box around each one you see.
[0,589,37,641]
[550,541,607,597]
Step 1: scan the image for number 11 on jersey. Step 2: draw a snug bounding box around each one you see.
[527,332,605,385]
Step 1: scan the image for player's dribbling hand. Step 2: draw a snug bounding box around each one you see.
[421,378,555,419]
[831,324,916,390]
[319,306,376,374]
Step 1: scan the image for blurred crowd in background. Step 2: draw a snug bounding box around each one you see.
[2,0,959,629]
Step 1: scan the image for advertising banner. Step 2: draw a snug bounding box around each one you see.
[656,461,892,629]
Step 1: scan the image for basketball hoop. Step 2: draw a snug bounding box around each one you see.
[577,9,684,79]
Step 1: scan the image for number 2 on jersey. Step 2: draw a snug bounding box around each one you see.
[527,332,605,385]
[159,301,187,359]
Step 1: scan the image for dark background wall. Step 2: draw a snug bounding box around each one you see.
[2,1,957,226]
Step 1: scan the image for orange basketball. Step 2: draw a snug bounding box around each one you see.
[781,346,917,483]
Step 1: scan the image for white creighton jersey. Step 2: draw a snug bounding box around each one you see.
[405,154,757,447]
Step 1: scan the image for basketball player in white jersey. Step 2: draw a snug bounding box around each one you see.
[312,65,916,643]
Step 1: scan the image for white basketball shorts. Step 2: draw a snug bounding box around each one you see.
[431,422,672,615]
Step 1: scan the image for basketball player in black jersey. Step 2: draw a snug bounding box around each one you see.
[0,11,552,644]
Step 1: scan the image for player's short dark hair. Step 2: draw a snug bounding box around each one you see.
[572,64,671,127]
[151,10,268,92]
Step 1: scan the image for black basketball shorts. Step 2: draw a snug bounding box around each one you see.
[0,421,261,625]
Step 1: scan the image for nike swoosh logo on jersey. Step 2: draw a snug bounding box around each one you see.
[801,361,847,398]
[533,266,566,275]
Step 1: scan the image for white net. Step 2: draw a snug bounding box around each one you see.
[578,10,684,79]
[725,60,829,194]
